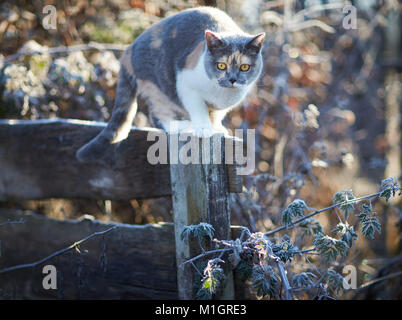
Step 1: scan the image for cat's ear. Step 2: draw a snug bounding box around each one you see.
[205,30,224,51]
[246,33,265,53]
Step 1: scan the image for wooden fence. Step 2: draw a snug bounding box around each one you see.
[0,119,245,299]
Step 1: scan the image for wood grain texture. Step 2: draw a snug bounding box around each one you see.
[170,133,234,300]
[0,119,242,200]
[0,119,171,200]
[0,209,178,299]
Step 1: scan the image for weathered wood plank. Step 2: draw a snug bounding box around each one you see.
[0,119,171,200]
[0,119,243,200]
[0,209,178,299]
[170,133,234,300]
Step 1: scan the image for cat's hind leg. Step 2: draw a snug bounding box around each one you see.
[136,79,191,135]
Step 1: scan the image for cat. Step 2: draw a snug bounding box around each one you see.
[76,6,264,163]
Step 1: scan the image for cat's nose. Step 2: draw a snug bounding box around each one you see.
[229,78,236,84]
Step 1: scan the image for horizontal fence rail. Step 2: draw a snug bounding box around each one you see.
[0,209,178,299]
[0,119,242,201]
[0,119,171,200]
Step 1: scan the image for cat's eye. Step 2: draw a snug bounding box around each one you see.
[240,64,250,72]
[217,62,227,70]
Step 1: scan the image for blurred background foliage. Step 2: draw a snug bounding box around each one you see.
[0,0,401,299]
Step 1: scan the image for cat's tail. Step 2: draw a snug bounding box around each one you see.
[76,66,137,163]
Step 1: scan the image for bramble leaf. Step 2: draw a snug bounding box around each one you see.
[313,234,349,263]
[281,199,308,226]
[272,237,299,263]
[333,190,356,219]
[251,265,280,298]
[181,222,215,243]
[327,269,344,294]
[361,216,381,239]
[379,177,400,202]
[248,232,271,260]
[332,222,358,248]
[356,202,381,239]
[196,258,225,300]
[299,218,324,238]
[356,202,372,220]
[292,272,317,289]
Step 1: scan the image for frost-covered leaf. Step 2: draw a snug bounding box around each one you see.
[281,199,308,226]
[327,269,344,294]
[333,190,356,219]
[292,272,317,289]
[313,234,349,263]
[196,258,225,300]
[356,202,381,239]
[299,218,324,237]
[332,222,358,248]
[361,216,381,239]
[356,202,372,220]
[379,177,400,202]
[248,232,271,259]
[251,265,280,298]
[181,222,215,243]
[272,237,299,263]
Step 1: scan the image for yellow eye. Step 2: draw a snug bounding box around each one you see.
[240,64,250,72]
[217,62,227,70]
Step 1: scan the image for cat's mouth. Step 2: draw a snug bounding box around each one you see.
[220,83,244,89]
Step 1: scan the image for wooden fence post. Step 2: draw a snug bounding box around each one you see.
[170,133,240,300]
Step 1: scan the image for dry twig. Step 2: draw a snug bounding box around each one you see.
[0,226,118,274]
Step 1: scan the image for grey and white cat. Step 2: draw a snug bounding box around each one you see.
[76,6,264,162]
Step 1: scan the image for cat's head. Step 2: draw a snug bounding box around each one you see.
[203,30,265,89]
